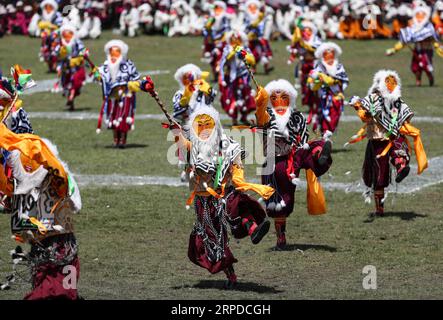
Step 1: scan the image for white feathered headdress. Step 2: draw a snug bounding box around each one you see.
[60,23,77,39]
[412,5,431,27]
[213,1,227,12]
[264,79,298,110]
[245,0,262,9]
[300,20,318,38]
[104,40,129,58]
[188,105,223,142]
[368,69,402,98]
[40,0,58,11]
[224,29,248,46]
[315,42,342,60]
[174,64,202,87]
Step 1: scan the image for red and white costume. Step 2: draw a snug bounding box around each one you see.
[96,40,140,148]
[219,30,256,125]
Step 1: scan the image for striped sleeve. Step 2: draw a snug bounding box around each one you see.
[399,27,411,44]
[127,60,140,81]
[359,97,371,112]
[360,94,382,115]
[397,101,414,126]
[213,17,230,40]
[75,40,85,57]
[372,96,384,116]
[219,47,230,81]
[172,91,187,118]
[52,12,63,26]
[291,111,309,146]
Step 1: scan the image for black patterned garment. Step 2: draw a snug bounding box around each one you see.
[10,108,33,134]
[190,134,243,188]
[261,109,310,157]
[360,93,414,137]
[266,108,309,149]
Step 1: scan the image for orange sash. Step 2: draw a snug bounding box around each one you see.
[399,123,428,174]
[306,169,326,215]
[0,124,68,197]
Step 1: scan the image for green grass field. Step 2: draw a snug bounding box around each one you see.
[0,32,442,299]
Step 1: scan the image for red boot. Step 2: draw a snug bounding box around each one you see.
[113,130,120,147]
[274,217,287,250]
[67,89,76,111]
[242,217,270,245]
[415,72,422,86]
[119,132,127,149]
[428,73,434,87]
[394,158,410,183]
[374,189,385,217]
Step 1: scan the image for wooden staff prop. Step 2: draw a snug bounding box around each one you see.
[140,76,181,130]
[234,46,260,90]
[79,48,107,133]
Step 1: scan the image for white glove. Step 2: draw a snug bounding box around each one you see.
[386,48,395,56]
[347,95,360,106]
[323,130,333,141]
[310,70,319,79]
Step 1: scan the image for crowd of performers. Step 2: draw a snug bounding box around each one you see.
[155,61,429,287]
[29,0,143,146]
[155,1,433,288]
[2,1,443,40]
[0,58,430,298]
[386,4,443,86]
[202,0,275,126]
[135,71,332,286]
[0,0,439,301]
[287,19,349,133]
[32,0,93,111]
[158,65,428,290]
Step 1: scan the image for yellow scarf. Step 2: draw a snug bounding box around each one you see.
[0,124,68,197]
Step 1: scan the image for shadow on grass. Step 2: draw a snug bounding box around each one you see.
[364,211,426,223]
[383,211,426,221]
[104,144,148,149]
[173,281,283,294]
[332,148,353,154]
[67,107,92,112]
[404,84,436,88]
[270,243,337,252]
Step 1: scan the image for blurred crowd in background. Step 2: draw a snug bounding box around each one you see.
[1,0,442,40]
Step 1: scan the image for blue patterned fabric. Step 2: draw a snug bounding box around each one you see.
[399,22,439,43]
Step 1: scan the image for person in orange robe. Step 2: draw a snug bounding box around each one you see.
[339,15,356,39]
